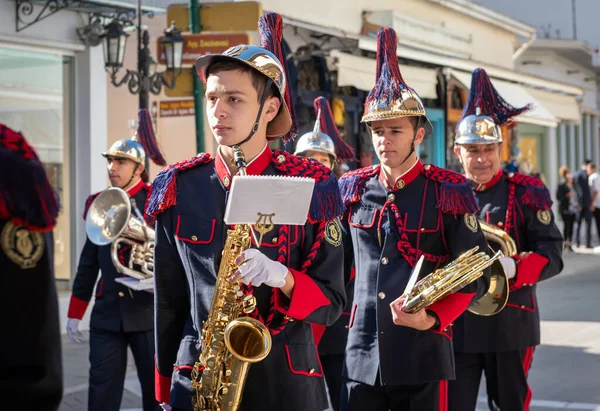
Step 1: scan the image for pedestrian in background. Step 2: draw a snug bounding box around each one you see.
[573,160,593,248]
[588,163,600,247]
[557,166,580,252]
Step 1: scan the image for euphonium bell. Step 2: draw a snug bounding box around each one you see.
[403,246,502,314]
[85,187,155,280]
[467,222,516,316]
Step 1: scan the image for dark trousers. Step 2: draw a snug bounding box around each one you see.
[593,208,600,244]
[560,212,576,244]
[321,354,344,411]
[448,348,535,411]
[576,208,593,247]
[342,377,447,411]
[89,328,159,411]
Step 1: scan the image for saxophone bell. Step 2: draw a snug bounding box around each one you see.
[224,317,272,364]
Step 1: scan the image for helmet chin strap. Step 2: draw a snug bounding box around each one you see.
[398,137,416,167]
[396,116,422,167]
[229,78,274,152]
[116,162,141,191]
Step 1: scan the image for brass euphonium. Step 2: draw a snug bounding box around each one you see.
[467,222,515,316]
[86,187,154,280]
[402,246,502,314]
[191,145,272,411]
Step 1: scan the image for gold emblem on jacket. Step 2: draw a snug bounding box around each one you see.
[1,222,44,269]
[325,220,342,247]
[464,214,479,233]
[537,210,551,225]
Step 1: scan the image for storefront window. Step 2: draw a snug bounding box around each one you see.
[0,46,73,280]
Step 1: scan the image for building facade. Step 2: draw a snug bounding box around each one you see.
[516,39,600,179]
[3,0,595,286]
[0,0,165,286]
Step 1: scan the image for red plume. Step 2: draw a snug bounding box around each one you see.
[137,108,167,166]
[314,97,355,161]
[259,12,298,142]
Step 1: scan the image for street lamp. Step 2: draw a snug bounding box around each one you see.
[162,22,184,73]
[100,7,184,111]
[102,20,128,70]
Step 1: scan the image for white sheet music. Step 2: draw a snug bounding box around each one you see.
[115,276,154,292]
[224,175,315,226]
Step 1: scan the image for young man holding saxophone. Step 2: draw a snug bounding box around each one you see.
[148,13,345,411]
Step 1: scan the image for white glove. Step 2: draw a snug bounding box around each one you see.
[66,318,85,343]
[235,249,289,288]
[499,256,516,280]
[160,403,171,411]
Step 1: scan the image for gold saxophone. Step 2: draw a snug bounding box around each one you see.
[191,146,272,411]
[467,222,516,316]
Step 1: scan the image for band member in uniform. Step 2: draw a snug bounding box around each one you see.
[295,96,355,178]
[295,96,355,410]
[148,13,345,411]
[66,109,164,411]
[449,68,563,411]
[338,27,491,411]
[0,123,63,411]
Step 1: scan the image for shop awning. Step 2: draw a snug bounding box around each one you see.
[451,71,559,128]
[525,87,582,123]
[359,36,584,97]
[332,51,438,99]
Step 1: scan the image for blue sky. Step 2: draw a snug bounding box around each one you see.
[475,0,599,50]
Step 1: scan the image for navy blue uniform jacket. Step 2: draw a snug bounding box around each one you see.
[338,159,491,386]
[148,147,346,411]
[452,170,563,353]
[67,180,154,332]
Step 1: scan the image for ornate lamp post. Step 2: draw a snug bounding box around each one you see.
[101,1,184,110]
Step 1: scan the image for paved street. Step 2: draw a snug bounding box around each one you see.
[58,294,144,411]
[476,248,600,411]
[58,249,600,411]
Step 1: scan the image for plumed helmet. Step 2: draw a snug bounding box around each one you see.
[295,127,337,160]
[102,108,167,166]
[295,97,355,161]
[455,109,503,145]
[361,27,433,136]
[195,13,296,140]
[455,68,530,145]
[102,136,145,164]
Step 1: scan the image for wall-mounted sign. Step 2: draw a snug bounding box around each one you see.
[157,33,250,65]
[159,99,195,118]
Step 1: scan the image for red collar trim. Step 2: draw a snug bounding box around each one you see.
[215,144,272,189]
[126,179,145,197]
[379,159,423,191]
[475,169,503,192]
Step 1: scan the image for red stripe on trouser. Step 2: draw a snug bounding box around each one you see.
[523,347,535,411]
[439,380,448,411]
